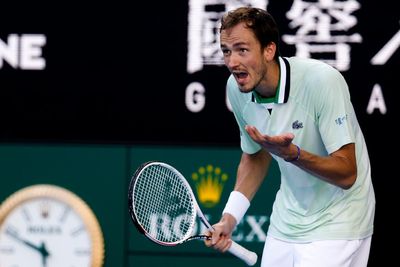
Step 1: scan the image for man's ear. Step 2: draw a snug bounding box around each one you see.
[263,42,276,62]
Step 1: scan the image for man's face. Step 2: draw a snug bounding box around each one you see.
[220,22,267,93]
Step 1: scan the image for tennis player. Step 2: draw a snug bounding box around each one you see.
[205,7,375,267]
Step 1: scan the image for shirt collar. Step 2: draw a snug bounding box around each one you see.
[251,57,291,104]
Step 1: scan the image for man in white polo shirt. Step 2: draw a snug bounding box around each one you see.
[204,7,375,267]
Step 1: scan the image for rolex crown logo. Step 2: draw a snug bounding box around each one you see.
[191,165,228,208]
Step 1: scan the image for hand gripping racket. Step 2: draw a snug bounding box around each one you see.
[128,161,258,266]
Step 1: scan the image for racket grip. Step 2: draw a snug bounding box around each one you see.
[228,241,258,266]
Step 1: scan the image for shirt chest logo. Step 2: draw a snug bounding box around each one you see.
[292,120,303,130]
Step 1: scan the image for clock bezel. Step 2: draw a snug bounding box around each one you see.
[0,184,105,267]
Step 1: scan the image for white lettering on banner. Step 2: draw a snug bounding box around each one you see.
[147,213,269,243]
[243,215,268,242]
[199,214,269,243]
[149,214,172,241]
[0,34,46,70]
[0,35,18,68]
[186,81,233,113]
[149,213,196,240]
[366,84,387,114]
[370,21,400,65]
[282,0,362,71]
[185,82,206,112]
[187,0,269,74]
[173,214,193,239]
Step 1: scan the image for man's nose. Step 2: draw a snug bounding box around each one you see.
[226,54,240,69]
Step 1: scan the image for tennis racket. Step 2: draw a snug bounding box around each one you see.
[128,161,258,266]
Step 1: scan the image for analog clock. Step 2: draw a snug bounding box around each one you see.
[0,184,104,267]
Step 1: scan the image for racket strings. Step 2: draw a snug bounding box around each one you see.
[133,164,196,243]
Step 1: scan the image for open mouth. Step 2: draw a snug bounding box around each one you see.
[233,71,249,84]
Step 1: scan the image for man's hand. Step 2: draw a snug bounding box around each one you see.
[204,213,237,253]
[245,125,298,161]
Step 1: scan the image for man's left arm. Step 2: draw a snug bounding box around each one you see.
[245,125,357,189]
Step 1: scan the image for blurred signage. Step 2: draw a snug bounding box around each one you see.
[0,34,46,70]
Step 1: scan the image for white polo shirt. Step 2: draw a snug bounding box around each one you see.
[227,56,375,242]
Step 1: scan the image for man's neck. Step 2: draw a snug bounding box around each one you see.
[254,59,280,98]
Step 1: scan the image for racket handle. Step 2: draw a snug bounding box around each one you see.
[228,241,258,266]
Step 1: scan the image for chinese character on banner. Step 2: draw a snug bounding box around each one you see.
[371,21,400,65]
[282,0,362,71]
[187,0,269,74]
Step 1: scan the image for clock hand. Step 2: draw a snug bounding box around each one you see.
[41,241,50,267]
[6,228,50,258]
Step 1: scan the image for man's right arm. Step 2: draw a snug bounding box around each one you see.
[204,149,271,252]
[234,149,272,201]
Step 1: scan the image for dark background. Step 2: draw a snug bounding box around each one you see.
[0,1,398,266]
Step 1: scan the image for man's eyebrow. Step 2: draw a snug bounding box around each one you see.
[233,41,249,46]
[221,41,249,48]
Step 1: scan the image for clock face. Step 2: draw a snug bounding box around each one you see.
[0,185,104,267]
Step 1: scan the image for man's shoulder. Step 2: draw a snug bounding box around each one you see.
[287,57,341,75]
[286,57,344,86]
[286,56,333,70]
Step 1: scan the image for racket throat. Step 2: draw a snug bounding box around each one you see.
[185,235,210,242]
[198,214,213,230]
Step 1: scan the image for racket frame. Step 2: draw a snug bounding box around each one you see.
[128,161,199,246]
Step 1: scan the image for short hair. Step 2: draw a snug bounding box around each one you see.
[220,7,280,59]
